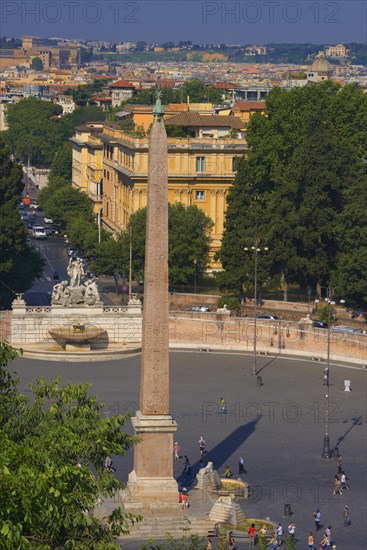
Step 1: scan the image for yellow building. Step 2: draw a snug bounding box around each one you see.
[70,123,104,213]
[325,44,347,58]
[71,115,248,270]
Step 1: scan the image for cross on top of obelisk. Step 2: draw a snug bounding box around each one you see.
[153,90,164,118]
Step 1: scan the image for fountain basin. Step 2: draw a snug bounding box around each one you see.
[49,324,105,349]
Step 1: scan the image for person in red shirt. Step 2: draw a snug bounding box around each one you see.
[248,523,256,548]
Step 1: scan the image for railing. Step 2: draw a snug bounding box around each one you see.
[25,307,52,313]
[103,306,129,313]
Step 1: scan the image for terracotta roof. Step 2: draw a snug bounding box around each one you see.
[91,94,112,101]
[164,112,245,129]
[109,79,135,88]
[212,82,237,89]
[233,101,266,111]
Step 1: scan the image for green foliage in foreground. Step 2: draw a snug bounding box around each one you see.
[0,342,140,549]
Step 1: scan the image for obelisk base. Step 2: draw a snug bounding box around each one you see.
[121,411,178,511]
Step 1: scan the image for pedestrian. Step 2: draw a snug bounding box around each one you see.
[320,531,330,549]
[343,505,350,526]
[218,396,227,414]
[181,492,188,509]
[248,522,256,548]
[314,509,321,531]
[336,455,343,474]
[288,521,296,539]
[199,436,206,456]
[173,442,181,461]
[308,531,314,549]
[199,458,205,469]
[206,539,212,550]
[325,525,332,541]
[228,531,235,549]
[268,532,278,550]
[259,524,267,536]
[183,455,191,473]
[238,456,246,474]
[333,475,342,495]
[104,455,115,472]
[340,471,349,490]
[277,523,283,545]
[224,465,233,478]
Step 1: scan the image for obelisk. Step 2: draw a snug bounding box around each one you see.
[123,93,178,510]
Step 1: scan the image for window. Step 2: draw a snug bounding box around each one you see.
[196,157,206,172]
[232,157,239,172]
[195,191,205,201]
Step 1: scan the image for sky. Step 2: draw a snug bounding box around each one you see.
[1,0,366,44]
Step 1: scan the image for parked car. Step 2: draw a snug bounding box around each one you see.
[331,325,363,334]
[29,203,39,210]
[32,226,47,239]
[44,217,53,224]
[256,314,279,320]
[20,213,29,221]
[312,320,328,329]
[191,306,210,312]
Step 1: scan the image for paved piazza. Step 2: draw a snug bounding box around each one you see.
[12,352,366,548]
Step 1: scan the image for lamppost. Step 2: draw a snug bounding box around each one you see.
[315,289,345,459]
[193,259,197,294]
[244,239,268,376]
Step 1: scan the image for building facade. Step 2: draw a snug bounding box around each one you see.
[70,123,104,214]
[71,120,248,270]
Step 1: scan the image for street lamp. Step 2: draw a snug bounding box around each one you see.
[193,259,197,294]
[244,239,268,376]
[315,291,345,459]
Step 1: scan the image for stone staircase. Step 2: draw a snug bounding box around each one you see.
[119,513,216,540]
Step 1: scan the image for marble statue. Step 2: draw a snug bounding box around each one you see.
[84,277,100,305]
[67,257,84,288]
[51,280,70,305]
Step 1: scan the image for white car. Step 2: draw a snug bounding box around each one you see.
[29,203,39,210]
[44,217,53,224]
[33,226,47,239]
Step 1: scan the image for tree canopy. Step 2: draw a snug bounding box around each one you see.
[0,137,43,307]
[0,342,139,549]
[218,82,367,306]
[4,98,106,166]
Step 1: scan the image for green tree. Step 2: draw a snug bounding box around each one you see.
[116,204,213,284]
[31,56,43,70]
[4,98,64,165]
[42,185,93,226]
[49,141,72,181]
[0,342,140,549]
[218,83,367,305]
[0,138,43,307]
[66,215,100,259]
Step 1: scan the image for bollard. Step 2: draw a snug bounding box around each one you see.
[256,375,263,387]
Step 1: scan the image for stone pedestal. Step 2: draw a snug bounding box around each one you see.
[122,410,178,510]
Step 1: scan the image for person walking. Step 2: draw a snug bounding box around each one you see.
[224,465,233,478]
[337,455,343,474]
[173,442,181,461]
[314,508,321,531]
[320,531,330,549]
[228,531,235,549]
[277,523,283,546]
[308,531,314,549]
[199,436,206,456]
[219,396,227,414]
[183,455,191,473]
[238,456,246,474]
[248,523,256,548]
[343,504,350,526]
[288,521,296,539]
[340,471,349,491]
[206,539,212,550]
[333,475,342,495]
